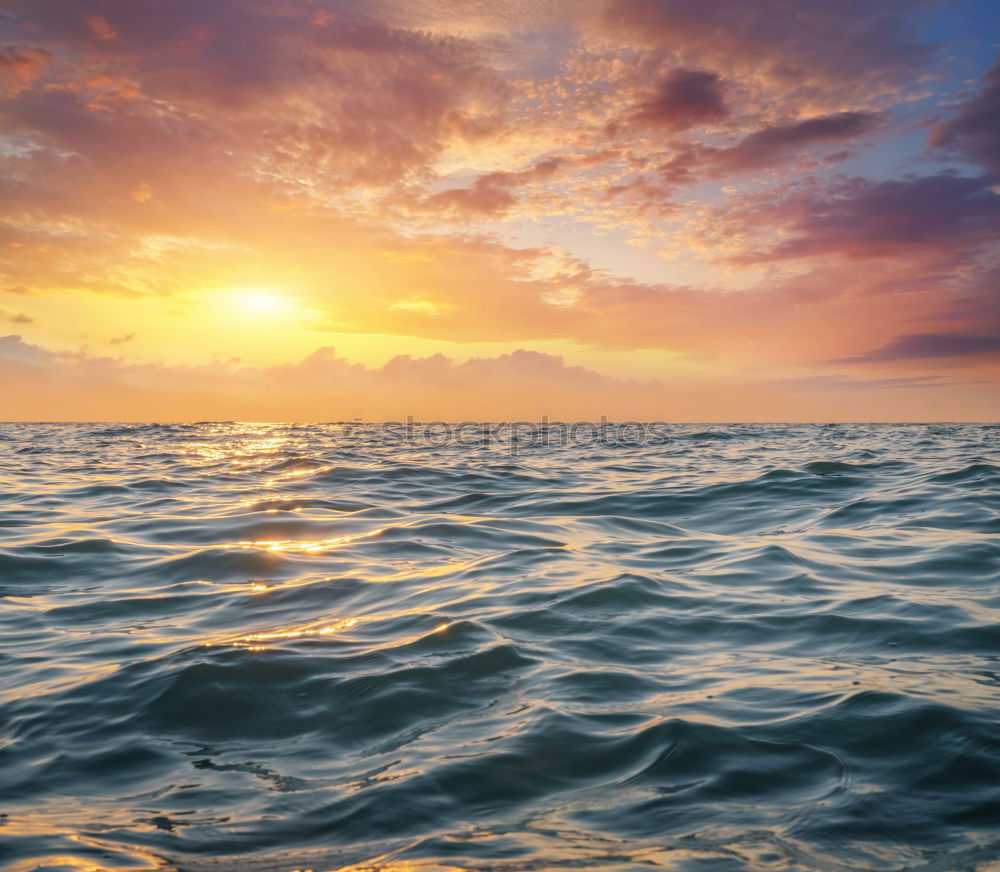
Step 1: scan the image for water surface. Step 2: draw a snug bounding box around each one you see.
[1,423,998,871]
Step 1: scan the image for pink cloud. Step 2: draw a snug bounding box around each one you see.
[0,335,675,420]
[420,158,567,216]
[0,0,995,421]
[1,335,993,422]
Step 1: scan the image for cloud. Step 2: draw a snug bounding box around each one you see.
[597,0,936,107]
[0,334,53,365]
[930,55,1000,175]
[1,0,507,188]
[768,374,955,391]
[0,334,678,420]
[2,310,33,324]
[3,333,995,422]
[0,46,50,96]
[834,333,1000,364]
[108,332,135,345]
[424,174,520,215]
[631,68,726,131]
[419,157,567,216]
[85,14,118,42]
[710,112,879,171]
[0,0,996,423]
[729,173,1000,262]
[658,111,881,183]
[425,172,530,217]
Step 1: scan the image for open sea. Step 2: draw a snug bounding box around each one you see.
[1,422,998,872]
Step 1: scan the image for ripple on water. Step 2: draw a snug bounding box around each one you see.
[0,422,998,871]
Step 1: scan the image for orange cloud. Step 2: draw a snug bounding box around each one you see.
[1,335,994,422]
[0,46,49,96]
[85,14,118,41]
[0,0,995,421]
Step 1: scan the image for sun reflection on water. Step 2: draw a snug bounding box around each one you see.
[236,528,386,554]
[211,611,458,653]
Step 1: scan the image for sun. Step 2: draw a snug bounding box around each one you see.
[208,287,299,329]
[238,290,287,315]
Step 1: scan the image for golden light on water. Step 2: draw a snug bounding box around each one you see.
[237,528,386,553]
[214,609,456,653]
[238,617,360,644]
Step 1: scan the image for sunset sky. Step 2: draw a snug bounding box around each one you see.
[1,0,998,420]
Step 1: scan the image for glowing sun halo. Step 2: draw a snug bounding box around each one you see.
[239,290,286,315]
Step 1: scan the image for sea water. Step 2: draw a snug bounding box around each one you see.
[1,422,998,870]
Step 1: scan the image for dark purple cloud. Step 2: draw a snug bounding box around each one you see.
[770,374,953,390]
[717,112,880,170]
[735,173,1000,262]
[835,333,1000,364]
[930,55,1000,175]
[658,111,880,183]
[632,68,726,131]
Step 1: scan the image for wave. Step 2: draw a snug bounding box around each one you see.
[0,422,998,871]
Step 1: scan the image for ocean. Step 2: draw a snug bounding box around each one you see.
[1,422,998,871]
